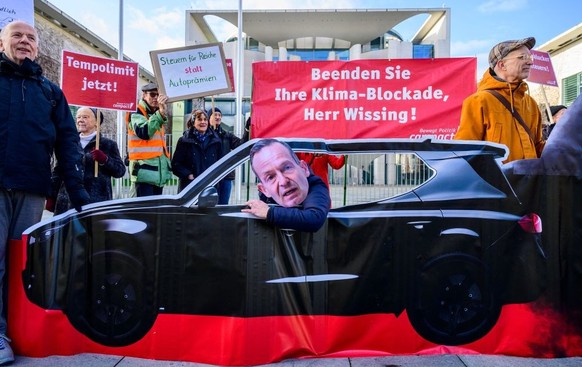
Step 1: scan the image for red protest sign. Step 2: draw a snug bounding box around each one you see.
[527,50,558,86]
[251,58,476,139]
[61,50,139,111]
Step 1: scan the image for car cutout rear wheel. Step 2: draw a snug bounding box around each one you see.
[407,252,501,345]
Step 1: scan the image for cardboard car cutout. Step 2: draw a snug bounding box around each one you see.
[12,95,582,365]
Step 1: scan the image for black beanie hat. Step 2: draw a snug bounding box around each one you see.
[550,105,567,117]
[89,108,105,124]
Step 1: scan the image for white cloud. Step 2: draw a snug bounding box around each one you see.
[152,7,184,26]
[451,39,494,56]
[155,34,184,50]
[478,0,528,13]
[78,13,118,48]
[476,51,491,78]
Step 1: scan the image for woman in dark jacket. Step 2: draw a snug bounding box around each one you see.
[49,107,126,214]
[171,109,222,193]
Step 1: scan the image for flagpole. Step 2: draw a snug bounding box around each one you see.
[234,0,244,201]
[115,0,125,199]
[236,0,244,136]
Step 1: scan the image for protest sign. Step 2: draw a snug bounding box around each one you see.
[527,50,558,86]
[150,43,232,103]
[0,0,33,27]
[251,58,476,139]
[61,50,139,111]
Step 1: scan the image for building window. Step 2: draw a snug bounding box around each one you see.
[248,37,260,51]
[413,44,434,59]
[562,73,582,106]
[369,36,383,51]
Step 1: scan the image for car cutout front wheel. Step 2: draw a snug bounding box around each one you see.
[64,250,157,346]
[407,252,501,345]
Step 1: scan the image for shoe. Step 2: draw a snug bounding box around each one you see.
[0,334,14,365]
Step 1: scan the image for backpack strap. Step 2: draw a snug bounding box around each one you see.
[38,76,58,108]
[485,89,535,143]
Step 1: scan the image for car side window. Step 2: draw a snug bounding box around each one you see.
[329,152,433,207]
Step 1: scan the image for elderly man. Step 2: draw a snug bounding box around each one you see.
[242,139,330,232]
[454,37,545,163]
[0,20,90,364]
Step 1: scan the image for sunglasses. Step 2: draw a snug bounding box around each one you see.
[148,92,159,97]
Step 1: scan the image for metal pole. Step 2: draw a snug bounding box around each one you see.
[115,0,125,199]
[234,0,244,201]
[540,85,553,124]
[236,0,244,136]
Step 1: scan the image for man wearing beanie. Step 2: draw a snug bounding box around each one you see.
[207,106,247,204]
[454,37,545,163]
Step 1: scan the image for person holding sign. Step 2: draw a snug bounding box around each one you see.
[47,108,126,214]
[126,82,173,196]
[0,20,90,364]
[454,37,545,163]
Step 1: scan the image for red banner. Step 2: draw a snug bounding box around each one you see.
[61,50,139,111]
[251,58,476,139]
[527,50,558,87]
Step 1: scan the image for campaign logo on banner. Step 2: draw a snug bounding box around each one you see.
[61,50,139,111]
[527,50,558,87]
[251,58,476,139]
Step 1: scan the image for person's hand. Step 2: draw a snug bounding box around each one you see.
[242,199,270,219]
[68,189,91,212]
[91,149,108,164]
[45,197,55,212]
[157,94,169,118]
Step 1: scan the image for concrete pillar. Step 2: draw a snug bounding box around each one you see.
[265,46,273,61]
[349,44,361,60]
[279,47,287,61]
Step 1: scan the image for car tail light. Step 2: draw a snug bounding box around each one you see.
[518,213,542,233]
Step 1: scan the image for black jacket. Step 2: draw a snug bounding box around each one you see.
[264,175,331,232]
[171,128,222,192]
[52,135,126,214]
[0,53,86,198]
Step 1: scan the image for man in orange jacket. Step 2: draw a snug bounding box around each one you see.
[454,37,545,163]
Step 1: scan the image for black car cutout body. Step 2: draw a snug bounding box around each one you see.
[22,138,545,347]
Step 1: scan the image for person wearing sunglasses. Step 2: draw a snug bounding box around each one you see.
[455,37,545,163]
[126,82,173,196]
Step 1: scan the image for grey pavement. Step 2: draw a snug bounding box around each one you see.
[11,354,582,367]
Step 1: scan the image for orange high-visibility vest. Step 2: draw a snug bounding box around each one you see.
[126,104,170,160]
